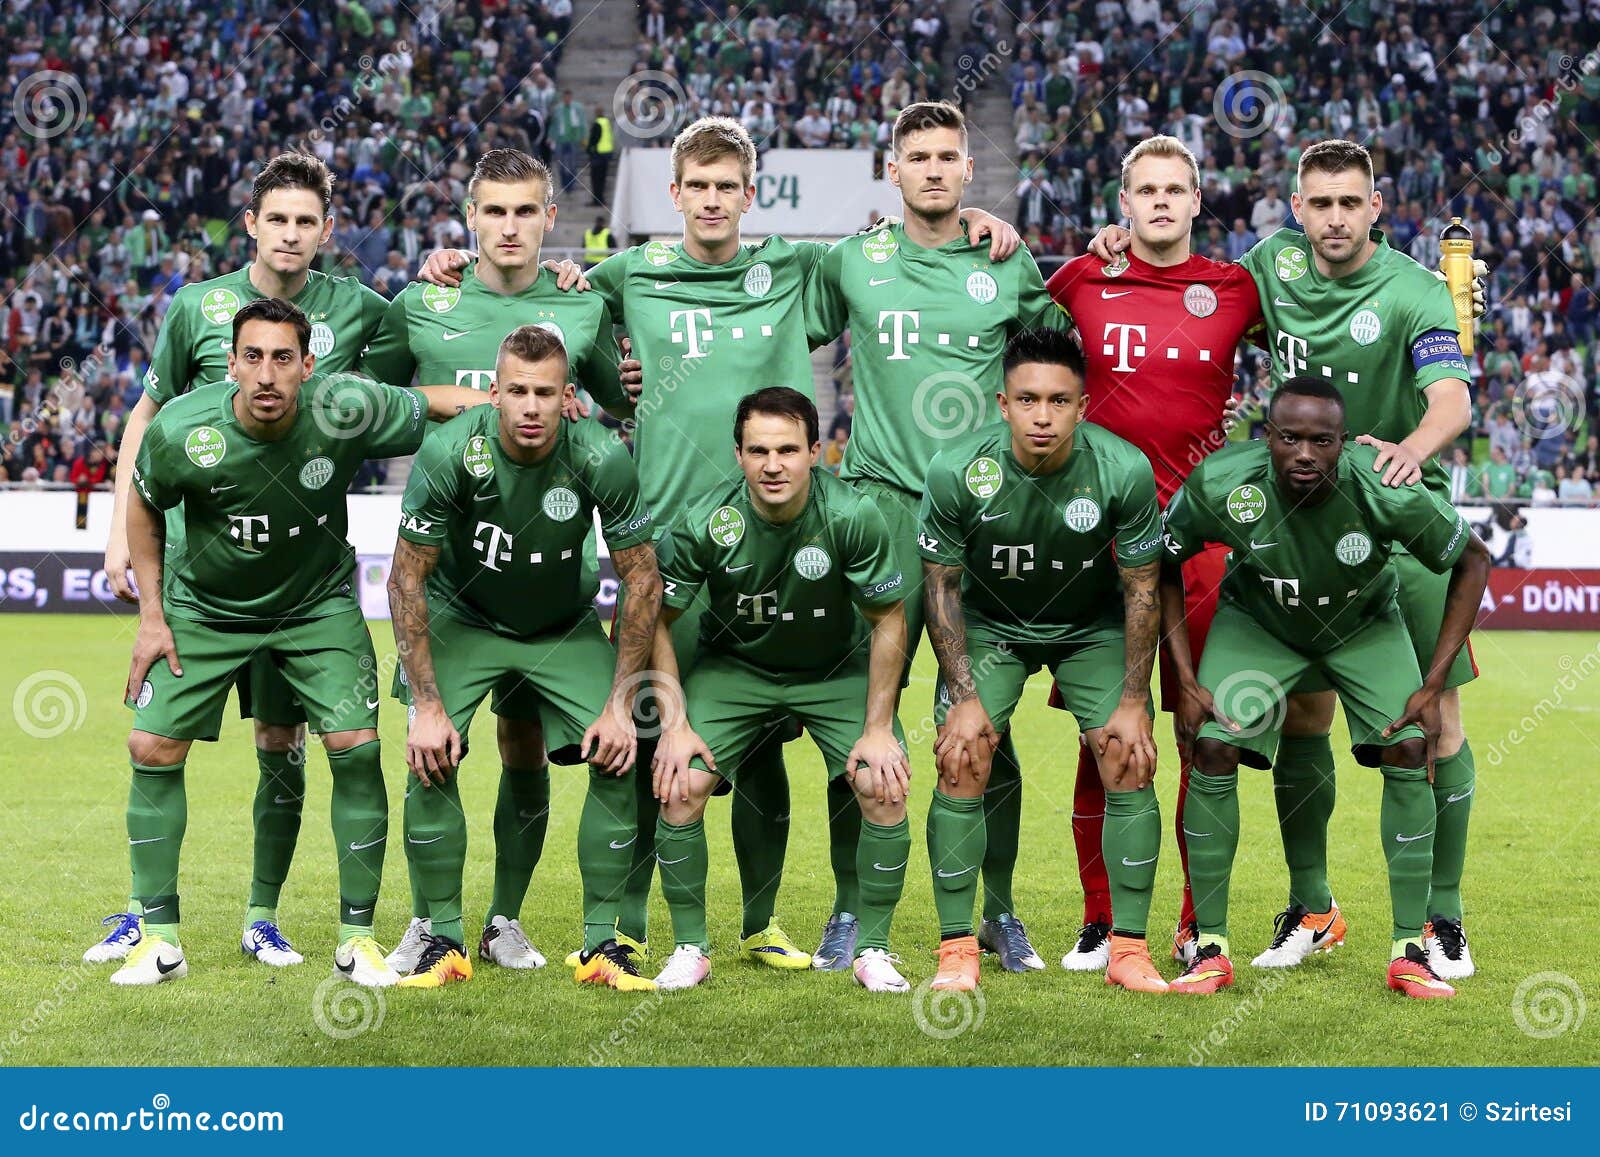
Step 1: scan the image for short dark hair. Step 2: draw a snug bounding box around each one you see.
[497,324,569,372]
[734,386,819,448]
[1298,139,1374,190]
[1003,328,1086,386]
[232,297,311,355]
[1268,375,1346,420]
[892,100,967,156]
[250,153,334,217]
[469,148,554,202]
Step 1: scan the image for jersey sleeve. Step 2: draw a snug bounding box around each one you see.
[1043,256,1081,327]
[571,304,629,415]
[841,494,906,607]
[356,282,391,346]
[131,413,183,510]
[357,290,418,387]
[1380,483,1472,573]
[802,238,849,348]
[656,511,709,612]
[351,378,429,458]
[396,430,458,547]
[584,251,629,325]
[916,454,968,566]
[1111,453,1164,568]
[1236,234,1272,287]
[143,289,193,404]
[586,431,654,550]
[1405,274,1473,391]
[1010,251,1068,333]
[790,239,831,279]
[1160,470,1218,565]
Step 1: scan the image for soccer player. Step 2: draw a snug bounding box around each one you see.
[804,100,1065,973]
[360,148,628,975]
[648,387,914,994]
[1044,136,1262,971]
[91,153,392,970]
[386,325,662,991]
[113,298,457,987]
[422,115,1014,973]
[1159,378,1489,999]
[918,329,1166,993]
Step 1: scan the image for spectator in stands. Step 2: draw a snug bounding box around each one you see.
[1493,514,1533,568]
[1251,187,1289,238]
[1479,446,1517,500]
[587,103,616,204]
[552,90,588,195]
[1559,465,1595,505]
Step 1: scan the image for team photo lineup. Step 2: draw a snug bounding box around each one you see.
[4,0,1598,1070]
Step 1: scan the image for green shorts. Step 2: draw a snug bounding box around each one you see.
[391,610,615,765]
[129,606,379,740]
[1196,602,1425,770]
[682,652,906,782]
[848,479,924,682]
[935,632,1146,734]
[233,656,307,726]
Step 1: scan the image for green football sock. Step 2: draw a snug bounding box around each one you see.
[731,730,789,938]
[326,741,387,928]
[247,747,304,919]
[404,770,467,947]
[486,763,550,926]
[856,816,910,952]
[244,905,276,927]
[128,760,186,930]
[579,769,637,950]
[927,790,985,938]
[1183,767,1240,942]
[1381,763,1434,941]
[655,815,710,952]
[615,736,658,943]
[1428,741,1475,922]
[826,775,862,916]
[1272,733,1336,911]
[1104,785,1160,937]
[981,730,1022,921]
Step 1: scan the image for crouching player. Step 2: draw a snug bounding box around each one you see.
[1159,378,1489,998]
[649,387,916,994]
[388,325,663,991]
[918,329,1166,993]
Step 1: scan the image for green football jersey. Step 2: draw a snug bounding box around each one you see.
[358,263,623,407]
[397,405,653,638]
[804,223,1066,494]
[658,469,905,675]
[586,237,825,527]
[917,421,1163,646]
[143,266,388,404]
[134,375,429,624]
[1238,228,1471,494]
[1161,440,1470,653]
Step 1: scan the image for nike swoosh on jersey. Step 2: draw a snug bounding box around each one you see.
[441,330,472,341]
[210,483,237,493]
[1273,297,1301,309]
[725,563,754,573]
[653,280,677,289]
[869,276,896,286]
[979,511,1010,522]
[1101,289,1133,299]
[1249,539,1277,549]
[473,492,498,502]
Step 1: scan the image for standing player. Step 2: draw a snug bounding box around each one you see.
[90,154,393,970]
[804,101,1065,973]
[386,326,662,991]
[1043,136,1262,971]
[360,149,627,975]
[1159,379,1489,998]
[648,388,915,994]
[919,330,1166,993]
[114,299,453,986]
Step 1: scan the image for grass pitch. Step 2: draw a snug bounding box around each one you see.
[2,615,1595,1066]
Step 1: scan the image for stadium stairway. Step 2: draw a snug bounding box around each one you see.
[951,0,1019,225]
[546,0,631,255]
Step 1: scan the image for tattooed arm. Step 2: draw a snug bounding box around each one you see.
[922,559,997,788]
[582,540,662,774]
[1094,558,1160,787]
[387,536,459,784]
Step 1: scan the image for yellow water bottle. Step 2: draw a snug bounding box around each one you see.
[1440,216,1475,356]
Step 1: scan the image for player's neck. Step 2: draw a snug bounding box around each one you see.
[497,424,559,466]
[476,257,542,295]
[1313,236,1378,280]
[1130,235,1189,268]
[1010,429,1075,475]
[248,261,309,301]
[749,476,811,525]
[903,205,962,249]
[682,232,741,265]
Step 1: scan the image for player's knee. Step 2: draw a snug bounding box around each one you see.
[1385,738,1428,771]
[496,715,545,767]
[1283,690,1337,735]
[128,730,189,766]
[253,722,305,753]
[1191,738,1239,779]
[856,792,906,827]
[321,727,378,753]
[659,791,708,827]
[1435,690,1465,758]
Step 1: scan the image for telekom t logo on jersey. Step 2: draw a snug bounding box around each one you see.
[228,514,270,552]
[474,521,513,571]
[1102,323,1147,373]
[669,309,714,359]
[991,544,1035,580]
[1275,330,1310,377]
[735,590,779,624]
[1261,576,1301,607]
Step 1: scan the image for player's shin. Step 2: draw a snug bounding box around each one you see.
[653,814,710,952]
[731,731,790,938]
[615,740,658,943]
[1380,763,1435,950]
[856,816,911,952]
[826,775,863,916]
[128,760,187,943]
[1272,733,1336,911]
[1428,740,1475,923]
[403,771,467,947]
[248,747,304,924]
[326,740,387,939]
[980,732,1023,921]
[1182,767,1240,948]
[928,790,985,937]
[580,769,638,951]
[487,763,550,926]
[1104,785,1160,936]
